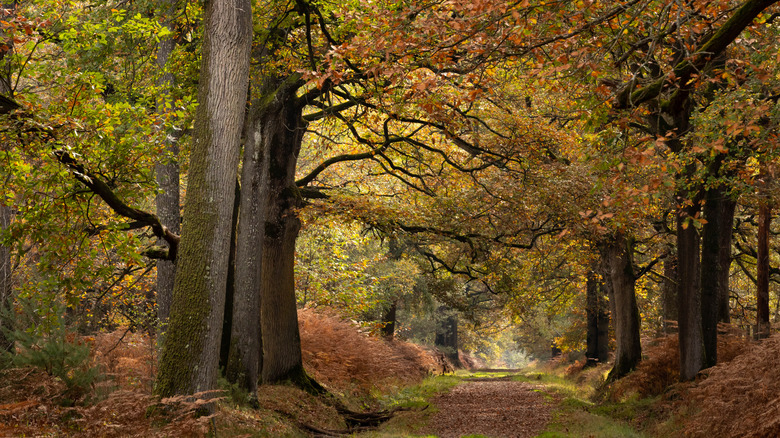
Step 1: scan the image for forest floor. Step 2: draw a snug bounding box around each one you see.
[3,310,780,437]
[422,373,553,438]
[358,367,646,438]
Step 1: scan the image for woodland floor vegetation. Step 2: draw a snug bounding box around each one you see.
[3,308,779,437]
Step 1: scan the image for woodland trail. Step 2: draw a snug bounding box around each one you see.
[423,371,555,438]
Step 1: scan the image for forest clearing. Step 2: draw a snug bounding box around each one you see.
[2,0,780,437]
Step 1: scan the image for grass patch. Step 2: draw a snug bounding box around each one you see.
[537,403,645,438]
[356,374,462,437]
[519,366,652,438]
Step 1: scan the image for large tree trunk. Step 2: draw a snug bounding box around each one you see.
[0,204,12,352]
[757,200,771,339]
[154,0,181,324]
[700,185,736,366]
[255,78,318,391]
[718,199,735,324]
[677,195,704,381]
[155,0,251,397]
[601,234,641,381]
[225,100,267,393]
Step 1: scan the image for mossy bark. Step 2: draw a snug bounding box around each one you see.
[155,0,251,398]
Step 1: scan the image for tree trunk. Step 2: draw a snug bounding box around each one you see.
[155,0,251,397]
[662,253,679,333]
[255,78,318,391]
[597,286,610,364]
[435,306,461,367]
[718,200,735,324]
[677,196,704,381]
[381,301,397,340]
[225,99,267,392]
[0,204,12,352]
[601,234,641,381]
[0,1,16,352]
[757,201,771,339]
[154,0,181,324]
[585,270,601,367]
[700,186,735,366]
[219,181,241,373]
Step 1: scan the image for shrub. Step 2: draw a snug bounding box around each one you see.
[1,297,102,405]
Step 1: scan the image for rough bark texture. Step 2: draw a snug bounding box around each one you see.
[677,198,704,381]
[226,101,266,392]
[700,186,735,366]
[0,204,12,352]
[757,201,771,339]
[155,0,251,397]
[601,235,641,381]
[256,79,312,387]
[662,253,678,333]
[154,0,181,324]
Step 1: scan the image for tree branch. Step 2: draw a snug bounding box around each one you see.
[54,149,180,260]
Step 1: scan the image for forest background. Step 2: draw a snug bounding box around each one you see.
[0,0,779,422]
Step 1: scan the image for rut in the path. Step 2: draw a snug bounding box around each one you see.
[424,377,554,438]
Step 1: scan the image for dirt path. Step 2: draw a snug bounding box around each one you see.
[423,375,555,438]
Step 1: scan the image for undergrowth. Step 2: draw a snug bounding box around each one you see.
[0,307,443,437]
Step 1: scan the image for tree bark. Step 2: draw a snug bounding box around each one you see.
[700,185,735,366]
[154,0,181,325]
[757,200,771,339]
[219,181,241,373]
[225,97,266,392]
[677,196,704,381]
[0,204,12,352]
[601,234,641,381]
[155,0,251,397]
[0,1,16,352]
[718,199,735,324]
[255,78,317,390]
